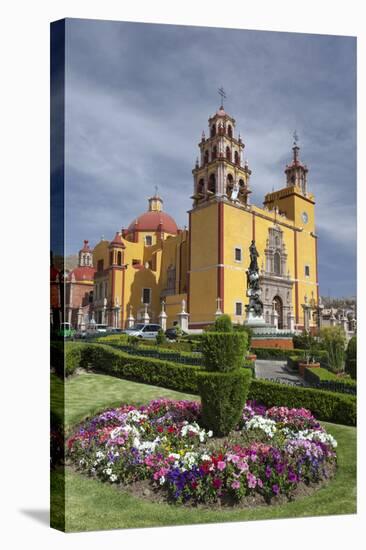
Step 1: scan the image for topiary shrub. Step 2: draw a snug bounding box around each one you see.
[345,336,357,379]
[197,369,252,436]
[201,331,248,372]
[319,326,346,373]
[234,324,253,348]
[155,329,167,346]
[213,314,233,332]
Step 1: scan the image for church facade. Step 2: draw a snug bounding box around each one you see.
[91,104,319,331]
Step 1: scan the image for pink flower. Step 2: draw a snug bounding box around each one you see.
[247,472,257,488]
[231,480,241,490]
[237,460,249,472]
[217,461,226,471]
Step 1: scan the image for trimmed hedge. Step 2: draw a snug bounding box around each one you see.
[197,369,252,436]
[201,332,248,372]
[252,347,329,367]
[248,379,356,426]
[304,366,356,395]
[56,343,356,426]
[51,342,85,377]
[81,344,200,393]
[345,336,357,380]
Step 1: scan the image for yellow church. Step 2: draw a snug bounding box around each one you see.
[92,103,319,332]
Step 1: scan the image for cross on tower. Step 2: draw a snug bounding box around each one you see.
[293,130,299,145]
[218,86,226,108]
[154,184,159,196]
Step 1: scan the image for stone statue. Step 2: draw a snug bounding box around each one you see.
[245,240,264,318]
[249,240,259,272]
[231,182,240,201]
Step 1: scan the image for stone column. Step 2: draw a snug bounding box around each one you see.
[177,299,189,332]
[271,305,278,329]
[287,308,295,332]
[215,297,223,319]
[77,306,84,329]
[126,305,135,328]
[141,303,150,325]
[159,301,168,331]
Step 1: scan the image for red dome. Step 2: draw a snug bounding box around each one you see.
[127,210,178,235]
[70,266,96,282]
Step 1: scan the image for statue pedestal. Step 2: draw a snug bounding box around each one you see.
[177,312,189,332]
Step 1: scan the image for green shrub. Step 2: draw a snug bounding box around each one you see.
[155,329,167,346]
[319,326,346,373]
[345,336,357,380]
[248,379,356,426]
[234,324,253,347]
[197,369,252,436]
[201,332,248,372]
[80,343,200,393]
[213,314,233,332]
[127,335,140,349]
[51,341,86,377]
[304,366,356,393]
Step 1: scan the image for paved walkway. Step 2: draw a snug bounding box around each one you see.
[255,360,307,386]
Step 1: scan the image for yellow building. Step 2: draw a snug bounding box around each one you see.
[92,104,319,331]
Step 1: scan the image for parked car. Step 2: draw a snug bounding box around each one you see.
[57,322,76,339]
[95,324,108,333]
[123,323,161,339]
[165,327,188,340]
[106,327,123,334]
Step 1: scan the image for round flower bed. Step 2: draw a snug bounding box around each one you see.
[67,399,337,506]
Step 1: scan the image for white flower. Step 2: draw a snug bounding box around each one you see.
[110,474,118,482]
[159,476,166,485]
[245,415,277,438]
[106,468,112,476]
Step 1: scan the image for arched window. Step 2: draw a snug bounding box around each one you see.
[211,124,216,137]
[226,146,231,161]
[274,252,281,275]
[212,146,217,160]
[227,124,232,137]
[208,174,216,194]
[204,150,209,164]
[117,251,122,266]
[234,150,239,165]
[197,178,205,195]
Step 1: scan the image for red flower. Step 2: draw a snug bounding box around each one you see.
[157,426,164,433]
[212,478,222,489]
[167,426,175,433]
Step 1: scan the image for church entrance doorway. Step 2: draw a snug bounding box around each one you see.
[273,295,283,329]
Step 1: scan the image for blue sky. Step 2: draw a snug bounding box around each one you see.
[63,18,356,297]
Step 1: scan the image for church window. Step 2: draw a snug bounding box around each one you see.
[197,178,205,194]
[86,255,90,265]
[145,235,152,246]
[132,259,140,266]
[226,146,231,161]
[109,251,114,265]
[305,265,310,277]
[204,150,209,164]
[234,150,239,165]
[167,265,176,292]
[117,251,122,266]
[238,179,245,187]
[228,124,233,137]
[211,124,216,137]
[274,252,281,275]
[212,146,217,160]
[235,302,243,316]
[142,288,151,304]
[97,259,104,272]
[234,247,242,262]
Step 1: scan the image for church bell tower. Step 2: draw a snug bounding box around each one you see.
[191,92,252,207]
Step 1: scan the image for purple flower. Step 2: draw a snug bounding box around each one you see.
[288,470,298,483]
[265,465,272,479]
[272,484,280,495]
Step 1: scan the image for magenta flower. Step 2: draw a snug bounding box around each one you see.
[247,472,257,488]
[231,480,241,490]
[217,461,226,471]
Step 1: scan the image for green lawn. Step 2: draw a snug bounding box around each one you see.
[51,372,357,532]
